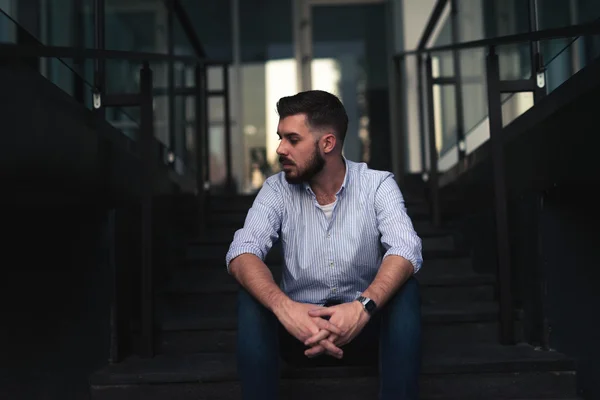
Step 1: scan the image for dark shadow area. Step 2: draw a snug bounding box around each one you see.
[0,207,112,400]
[439,54,600,398]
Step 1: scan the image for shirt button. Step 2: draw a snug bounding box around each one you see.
[330,262,334,267]
[332,288,337,293]
[327,233,331,238]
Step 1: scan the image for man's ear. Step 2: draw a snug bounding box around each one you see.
[322,132,337,154]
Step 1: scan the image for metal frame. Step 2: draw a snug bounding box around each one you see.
[393,1,600,345]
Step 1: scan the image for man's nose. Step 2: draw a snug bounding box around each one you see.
[276,142,286,156]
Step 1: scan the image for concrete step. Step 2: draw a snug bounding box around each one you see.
[158,272,495,307]
[169,257,476,286]
[90,346,577,399]
[92,377,581,400]
[157,320,505,355]
[162,258,482,303]
[156,302,502,332]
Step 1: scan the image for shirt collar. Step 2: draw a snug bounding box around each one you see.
[303,157,350,196]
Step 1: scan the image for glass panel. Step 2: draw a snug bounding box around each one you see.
[174,61,195,88]
[173,94,194,167]
[456,0,485,41]
[184,95,196,170]
[207,66,224,91]
[541,33,600,94]
[208,97,227,192]
[172,14,194,56]
[104,60,149,94]
[240,62,272,194]
[458,47,487,135]
[153,94,169,147]
[497,43,531,80]
[180,0,232,61]
[433,84,457,156]
[432,15,452,47]
[501,92,534,128]
[106,106,140,141]
[432,51,454,78]
[481,0,530,39]
[0,7,17,43]
[575,0,600,24]
[1,0,93,47]
[537,0,575,30]
[104,0,168,54]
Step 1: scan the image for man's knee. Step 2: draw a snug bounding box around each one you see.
[237,287,275,326]
[384,276,421,326]
[237,287,279,352]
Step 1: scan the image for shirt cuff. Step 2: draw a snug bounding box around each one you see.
[225,245,264,273]
[382,249,423,274]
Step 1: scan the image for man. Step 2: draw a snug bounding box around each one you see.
[226,90,423,399]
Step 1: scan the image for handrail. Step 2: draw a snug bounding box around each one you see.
[417,0,448,51]
[0,0,227,363]
[395,19,600,58]
[0,43,199,63]
[392,0,600,349]
[167,0,207,58]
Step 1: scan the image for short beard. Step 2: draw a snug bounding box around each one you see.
[283,141,325,184]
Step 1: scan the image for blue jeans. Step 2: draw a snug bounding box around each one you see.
[236,277,422,399]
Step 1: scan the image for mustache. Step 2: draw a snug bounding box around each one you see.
[279,157,294,165]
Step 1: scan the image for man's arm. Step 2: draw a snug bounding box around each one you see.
[229,253,287,313]
[360,255,414,309]
[226,181,343,355]
[369,173,423,307]
[226,179,286,310]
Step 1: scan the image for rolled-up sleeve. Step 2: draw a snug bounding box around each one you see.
[225,178,283,272]
[374,174,423,273]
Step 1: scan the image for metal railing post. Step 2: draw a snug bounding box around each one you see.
[195,63,208,229]
[140,61,155,357]
[425,55,441,227]
[223,63,234,193]
[416,55,427,178]
[486,46,514,345]
[528,0,547,103]
[450,0,466,160]
[93,0,105,118]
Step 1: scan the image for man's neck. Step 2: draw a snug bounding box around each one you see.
[309,156,346,197]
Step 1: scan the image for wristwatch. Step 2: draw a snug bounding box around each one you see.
[356,295,377,316]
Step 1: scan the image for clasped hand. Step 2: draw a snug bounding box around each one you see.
[275,300,370,359]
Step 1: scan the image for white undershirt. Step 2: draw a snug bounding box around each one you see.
[318,202,335,221]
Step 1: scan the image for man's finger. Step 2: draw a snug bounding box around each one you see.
[319,339,343,359]
[305,345,325,358]
[308,307,335,317]
[304,329,330,346]
[314,317,343,336]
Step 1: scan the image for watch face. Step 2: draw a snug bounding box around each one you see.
[365,300,376,313]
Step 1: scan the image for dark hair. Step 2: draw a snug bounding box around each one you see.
[276,90,349,143]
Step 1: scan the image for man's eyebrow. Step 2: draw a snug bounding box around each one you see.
[277,132,301,138]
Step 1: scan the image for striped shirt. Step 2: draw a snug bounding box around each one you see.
[225,159,423,305]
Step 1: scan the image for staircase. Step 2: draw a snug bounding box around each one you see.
[90,189,580,399]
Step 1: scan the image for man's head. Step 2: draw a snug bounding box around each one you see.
[275,90,348,184]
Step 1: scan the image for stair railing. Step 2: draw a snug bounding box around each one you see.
[393,0,600,345]
[0,0,229,359]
